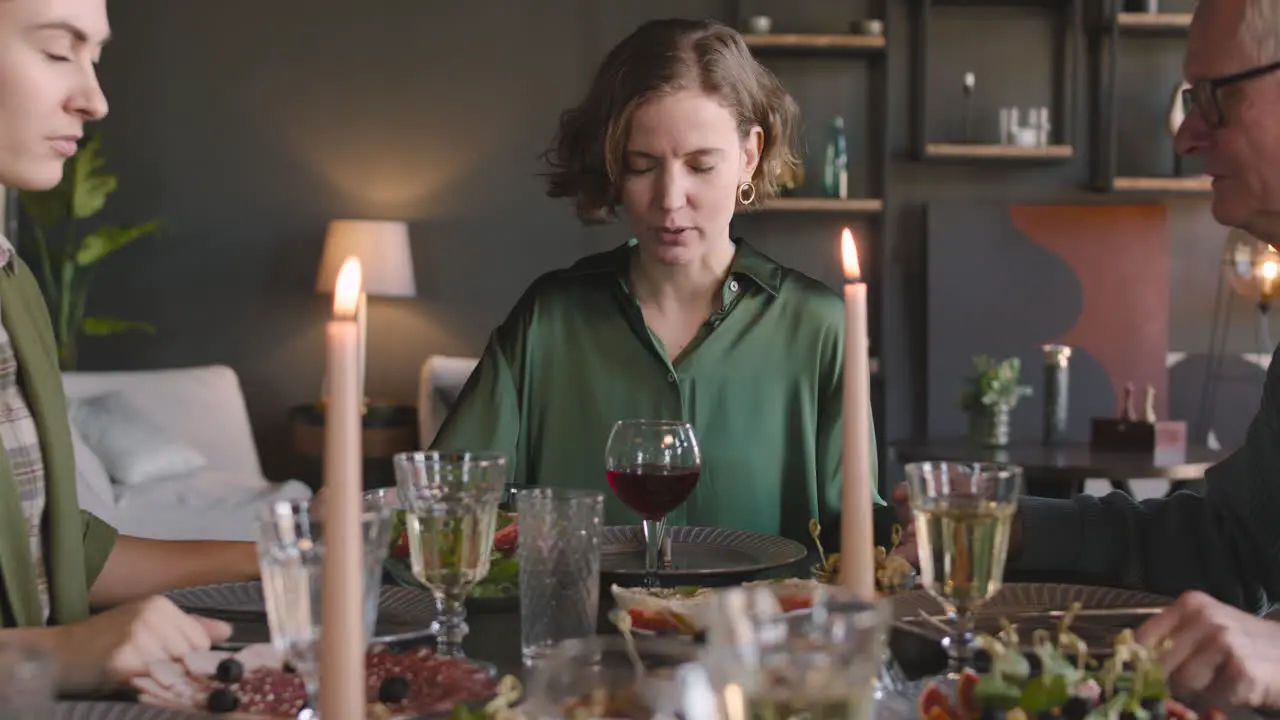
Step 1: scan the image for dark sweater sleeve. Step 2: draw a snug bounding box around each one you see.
[1013,346,1280,615]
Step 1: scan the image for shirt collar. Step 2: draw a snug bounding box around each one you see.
[0,234,15,273]
[565,237,783,296]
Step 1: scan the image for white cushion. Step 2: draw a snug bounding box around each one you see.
[62,365,265,479]
[111,469,313,541]
[69,392,207,486]
[418,355,479,448]
[69,420,118,526]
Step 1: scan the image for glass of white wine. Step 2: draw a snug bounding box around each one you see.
[700,584,891,720]
[904,460,1023,676]
[393,450,507,658]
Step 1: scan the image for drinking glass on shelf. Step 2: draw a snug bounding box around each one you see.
[517,488,604,663]
[604,419,701,588]
[255,498,392,715]
[701,584,890,720]
[904,460,1023,676]
[0,643,55,720]
[393,450,507,657]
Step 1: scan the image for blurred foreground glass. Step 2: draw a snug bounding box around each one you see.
[255,498,391,712]
[701,585,890,720]
[904,460,1022,676]
[604,419,702,588]
[517,488,604,663]
[0,644,54,720]
[394,450,506,657]
[521,635,708,719]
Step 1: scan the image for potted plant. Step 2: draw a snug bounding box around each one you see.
[19,136,163,370]
[960,355,1033,447]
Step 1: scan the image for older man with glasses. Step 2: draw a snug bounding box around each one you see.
[892,0,1280,709]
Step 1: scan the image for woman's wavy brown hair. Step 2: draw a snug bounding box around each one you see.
[542,17,802,225]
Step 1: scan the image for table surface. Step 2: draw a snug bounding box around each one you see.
[891,438,1229,481]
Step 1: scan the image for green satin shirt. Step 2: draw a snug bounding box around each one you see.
[431,239,883,547]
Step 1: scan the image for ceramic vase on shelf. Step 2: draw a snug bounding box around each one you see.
[968,405,1012,448]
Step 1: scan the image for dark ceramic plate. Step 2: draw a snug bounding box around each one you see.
[165,581,437,648]
[891,582,1175,659]
[601,525,808,586]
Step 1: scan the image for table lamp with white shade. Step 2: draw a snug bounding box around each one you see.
[315,219,417,412]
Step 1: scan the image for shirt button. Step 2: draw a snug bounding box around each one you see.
[728,280,740,293]
[667,372,676,383]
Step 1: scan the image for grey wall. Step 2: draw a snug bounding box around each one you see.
[76,0,1261,480]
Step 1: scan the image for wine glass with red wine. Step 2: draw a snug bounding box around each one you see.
[604,419,702,588]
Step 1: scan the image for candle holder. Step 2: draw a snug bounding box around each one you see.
[1041,345,1072,446]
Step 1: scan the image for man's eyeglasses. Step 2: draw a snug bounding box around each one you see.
[1182,60,1280,128]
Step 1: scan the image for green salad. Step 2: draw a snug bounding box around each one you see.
[386,510,519,600]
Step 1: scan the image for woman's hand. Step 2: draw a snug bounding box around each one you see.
[52,596,231,691]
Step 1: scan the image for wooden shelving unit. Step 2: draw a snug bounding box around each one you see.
[1115,12,1192,31]
[912,0,1084,162]
[1093,2,1196,192]
[923,143,1075,161]
[759,197,884,214]
[744,33,885,53]
[1112,175,1212,193]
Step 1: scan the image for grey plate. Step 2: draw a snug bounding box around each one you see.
[55,702,206,720]
[891,582,1175,655]
[166,582,438,648]
[600,526,807,584]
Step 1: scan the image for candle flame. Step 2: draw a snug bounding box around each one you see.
[1264,258,1278,281]
[333,257,363,319]
[841,228,861,281]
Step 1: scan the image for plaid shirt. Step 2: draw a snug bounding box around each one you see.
[0,235,49,623]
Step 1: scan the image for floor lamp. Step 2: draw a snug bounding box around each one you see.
[315,219,417,412]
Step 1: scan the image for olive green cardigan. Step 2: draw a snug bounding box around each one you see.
[0,258,116,627]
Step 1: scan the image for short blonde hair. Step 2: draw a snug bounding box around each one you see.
[542,18,802,225]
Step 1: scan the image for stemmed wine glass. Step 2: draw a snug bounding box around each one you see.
[393,450,507,658]
[904,460,1023,678]
[604,419,701,589]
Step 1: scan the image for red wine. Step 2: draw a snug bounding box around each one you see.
[606,464,700,520]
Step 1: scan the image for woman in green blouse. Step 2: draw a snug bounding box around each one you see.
[0,0,259,692]
[432,18,884,548]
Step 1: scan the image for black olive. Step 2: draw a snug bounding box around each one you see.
[1062,697,1091,720]
[214,658,243,683]
[283,662,297,674]
[1024,651,1043,677]
[978,708,999,720]
[971,649,993,673]
[207,688,240,713]
[379,676,410,704]
[1120,711,1138,720]
[1141,698,1166,720]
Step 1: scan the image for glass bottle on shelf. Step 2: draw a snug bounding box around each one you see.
[823,116,849,200]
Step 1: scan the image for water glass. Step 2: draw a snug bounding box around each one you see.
[0,644,54,719]
[904,460,1023,675]
[255,498,392,705]
[394,450,507,657]
[701,585,890,720]
[516,488,604,663]
[521,635,706,719]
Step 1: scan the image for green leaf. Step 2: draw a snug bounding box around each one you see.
[81,316,156,337]
[68,136,117,220]
[75,221,162,267]
[975,674,1023,710]
[1020,673,1070,715]
[674,585,703,596]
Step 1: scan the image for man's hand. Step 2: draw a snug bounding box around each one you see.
[52,596,232,691]
[1136,590,1280,710]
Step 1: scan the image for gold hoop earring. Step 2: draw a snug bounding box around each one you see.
[737,181,756,205]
